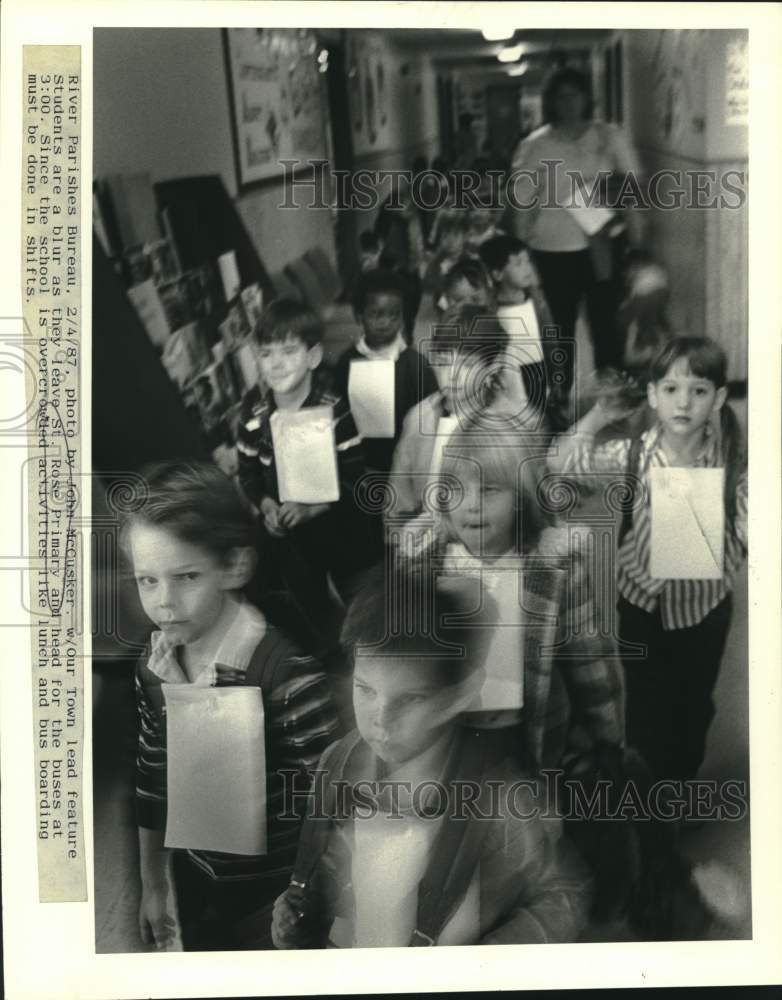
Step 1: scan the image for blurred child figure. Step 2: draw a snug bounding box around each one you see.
[548,337,747,783]
[465,179,508,254]
[358,231,388,273]
[435,257,495,314]
[128,460,340,952]
[434,423,625,765]
[423,209,469,295]
[237,299,373,653]
[617,251,673,383]
[357,230,422,340]
[386,303,509,533]
[480,234,554,424]
[335,269,438,476]
[271,563,592,949]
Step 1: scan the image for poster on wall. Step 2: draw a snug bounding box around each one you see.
[224,27,328,187]
[347,30,392,156]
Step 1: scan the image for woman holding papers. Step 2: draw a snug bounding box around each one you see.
[510,67,643,394]
[547,337,747,785]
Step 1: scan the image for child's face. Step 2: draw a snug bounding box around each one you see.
[353,655,464,767]
[256,333,320,398]
[448,464,516,558]
[446,277,488,310]
[648,358,726,443]
[429,350,490,415]
[360,292,404,349]
[501,250,536,291]
[440,229,465,259]
[128,522,234,646]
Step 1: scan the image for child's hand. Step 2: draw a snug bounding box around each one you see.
[271,890,307,949]
[139,884,183,951]
[260,497,287,538]
[278,502,329,529]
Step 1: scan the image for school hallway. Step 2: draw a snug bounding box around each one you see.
[90,24,751,955]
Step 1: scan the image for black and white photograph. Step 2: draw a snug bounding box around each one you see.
[90,20,754,953]
[1,3,781,998]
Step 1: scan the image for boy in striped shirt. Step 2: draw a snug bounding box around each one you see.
[127,461,342,951]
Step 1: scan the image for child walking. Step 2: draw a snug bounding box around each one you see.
[433,422,626,768]
[270,563,593,948]
[386,304,511,532]
[335,269,438,475]
[547,337,747,782]
[479,234,555,422]
[237,299,375,652]
[127,460,341,951]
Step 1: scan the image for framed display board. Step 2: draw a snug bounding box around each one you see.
[223,27,329,188]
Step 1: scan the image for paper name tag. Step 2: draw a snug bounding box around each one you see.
[353,814,434,948]
[163,684,267,855]
[270,405,340,504]
[497,300,544,365]
[650,466,724,579]
[348,359,395,438]
[428,415,459,481]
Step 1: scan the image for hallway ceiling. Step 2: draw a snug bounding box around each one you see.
[379,28,613,82]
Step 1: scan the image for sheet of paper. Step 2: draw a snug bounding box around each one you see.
[217,249,241,303]
[348,358,395,438]
[270,405,340,503]
[353,814,434,948]
[650,466,724,579]
[497,300,544,365]
[565,184,614,236]
[428,415,459,481]
[163,684,267,856]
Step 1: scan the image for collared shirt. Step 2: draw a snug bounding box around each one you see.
[146,600,266,688]
[556,423,748,629]
[135,602,341,882]
[354,329,408,362]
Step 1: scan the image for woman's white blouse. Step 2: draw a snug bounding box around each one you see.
[511,121,641,253]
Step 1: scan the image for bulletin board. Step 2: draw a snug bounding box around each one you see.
[223,27,328,188]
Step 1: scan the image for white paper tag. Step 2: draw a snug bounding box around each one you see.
[271,405,340,503]
[353,814,434,948]
[428,415,459,481]
[497,301,544,365]
[163,684,267,855]
[217,250,241,302]
[348,359,396,438]
[650,466,724,579]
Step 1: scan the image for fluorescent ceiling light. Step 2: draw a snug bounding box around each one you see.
[506,63,528,77]
[482,28,514,41]
[497,44,525,63]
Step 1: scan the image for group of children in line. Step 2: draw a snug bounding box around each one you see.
[126,214,748,950]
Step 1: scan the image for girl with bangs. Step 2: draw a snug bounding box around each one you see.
[418,420,625,776]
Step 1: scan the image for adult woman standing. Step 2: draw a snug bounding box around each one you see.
[510,67,643,400]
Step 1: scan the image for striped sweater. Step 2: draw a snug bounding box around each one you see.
[135,604,341,884]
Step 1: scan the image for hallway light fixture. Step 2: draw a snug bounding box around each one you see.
[497,43,525,63]
[482,28,514,41]
[506,62,528,77]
